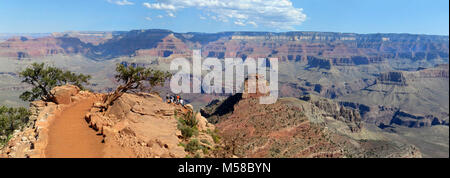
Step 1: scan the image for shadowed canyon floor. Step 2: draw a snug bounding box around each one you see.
[45,98,104,158]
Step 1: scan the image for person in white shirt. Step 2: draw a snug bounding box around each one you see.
[179,99,184,106]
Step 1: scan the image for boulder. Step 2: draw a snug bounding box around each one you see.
[93,102,105,108]
[86,113,107,132]
[30,100,46,108]
[161,109,174,116]
[50,85,80,104]
[196,113,209,132]
[185,104,194,111]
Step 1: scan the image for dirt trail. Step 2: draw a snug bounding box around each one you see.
[45,98,104,158]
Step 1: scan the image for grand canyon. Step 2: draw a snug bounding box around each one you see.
[0,29,448,158]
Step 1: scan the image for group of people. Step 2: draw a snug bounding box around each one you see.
[166,94,185,106]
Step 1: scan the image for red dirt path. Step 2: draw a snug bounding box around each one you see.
[45,98,104,158]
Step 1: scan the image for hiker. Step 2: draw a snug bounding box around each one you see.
[176,95,180,104]
[179,99,184,106]
[166,94,170,103]
[170,95,174,103]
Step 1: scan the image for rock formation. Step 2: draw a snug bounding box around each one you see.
[1,85,220,158]
[0,85,102,157]
[337,64,449,129]
[0,29,448,158]
[0,30,447,63]
[377,71,407,86]
[0,36,91,59]
[84,92,218,158]
[201,78,422,158]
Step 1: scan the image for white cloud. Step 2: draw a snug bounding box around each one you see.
[157,15,164,18]
[234,21,245,26]
[141,0,306,29]
[143,2,176,10]
[145,17,152,21]
[199,16,207,20]
[167,12,176,17]
[248,21,257,27]
[108,0,134,6]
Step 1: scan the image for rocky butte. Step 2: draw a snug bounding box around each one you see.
[201,75,422,158]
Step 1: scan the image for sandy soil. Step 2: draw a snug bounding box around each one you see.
[45,98,104,158]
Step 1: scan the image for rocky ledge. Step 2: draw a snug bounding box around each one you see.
[85,92,219,158]
[0,85,102,158]
[1,85,220,158]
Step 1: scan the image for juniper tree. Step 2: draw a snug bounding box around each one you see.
[103,63,172,108]
[19,63,91,102]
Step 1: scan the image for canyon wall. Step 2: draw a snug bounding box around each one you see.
[0,30,447,64]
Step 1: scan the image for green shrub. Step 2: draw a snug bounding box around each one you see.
[0,106,31,146]
[194,152,202,158]
[200,139,211,145]
[185,139,204,153]
[177,111,199,139]
[206,129,221,144]
[179,111,198,128]
[178,124,198,139]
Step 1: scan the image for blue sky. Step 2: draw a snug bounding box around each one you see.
[0,0,448,35]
